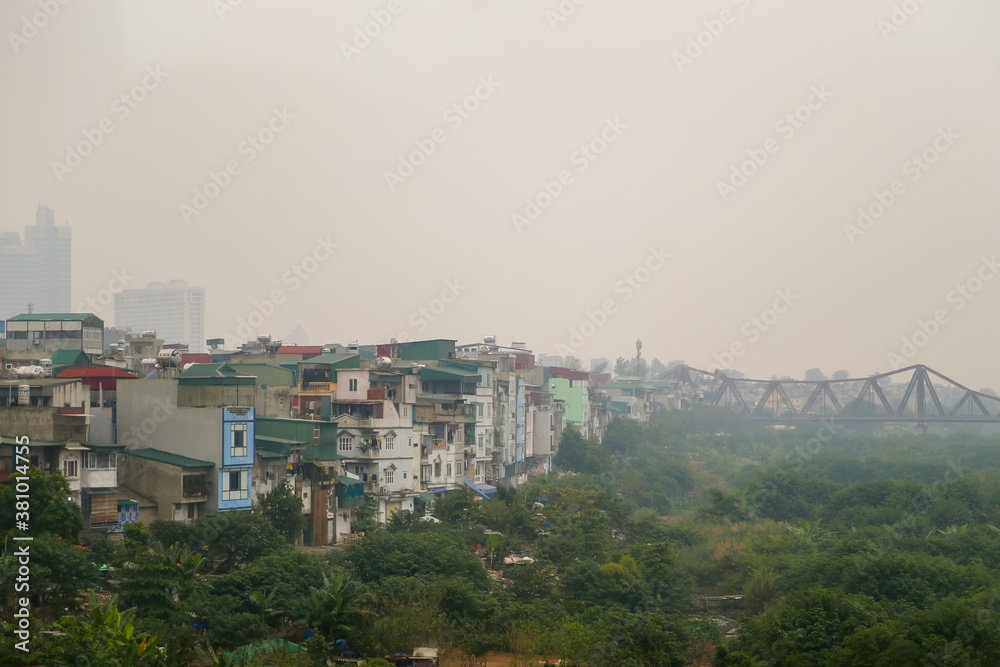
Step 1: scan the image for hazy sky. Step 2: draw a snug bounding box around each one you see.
[2,0,999,388]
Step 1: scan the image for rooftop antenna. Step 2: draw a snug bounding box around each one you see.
[26,302,34,314]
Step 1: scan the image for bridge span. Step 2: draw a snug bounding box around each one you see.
[656,364,1000,424]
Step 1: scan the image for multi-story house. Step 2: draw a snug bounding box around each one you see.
[4,313,104,364]
[330,365,421,523]
[117,363,258,521]
[0,376,127,532]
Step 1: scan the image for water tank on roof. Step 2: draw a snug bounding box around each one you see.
[157,349,183,368]
[14,366,43,378]
[39,359,53,377]
[141,358,158,366]
[484,335,496,345]
[375,356,392,369]
[17,384,30,405]
[141,330,156,338]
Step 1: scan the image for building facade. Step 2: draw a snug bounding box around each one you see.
[0,204,71,321]
[114,280,206,352]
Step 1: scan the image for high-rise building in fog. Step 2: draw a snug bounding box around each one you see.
[114,280,206,352]
[0,204,72,321]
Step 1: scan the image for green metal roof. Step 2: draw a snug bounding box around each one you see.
[51,350,90,366]
[419,367,481,383]
[228,363,295,387]
[298,353,361,367]
[0,436,66,447]
[8,313,98,321]
[125,448,214,468]
[337,475,364,486]
[258,450,286,459]
[180,363,246,378]
[84,442,126,452]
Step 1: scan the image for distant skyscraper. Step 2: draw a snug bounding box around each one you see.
[114,280,206,352]
[0,204,72,321]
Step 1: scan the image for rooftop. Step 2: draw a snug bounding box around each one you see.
[124,448,214,468]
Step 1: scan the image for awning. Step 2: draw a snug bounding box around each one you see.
[480,484,497,495]
[427,486,448,495]
[463,476,491,499]
[337,476,365,508]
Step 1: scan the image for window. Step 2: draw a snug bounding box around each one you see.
[384,435,394,450]
[403,406,408,417]
[349,378,358,391]
[230,423,247,457]
[384,468,394,484]
[446,463,453,477]
[187,503,196,519]
[83,452,116,469]
[434,461,441,478]
[62,458,78,478]
[403,472,407,479]
[338,435,353,452]
[421,464,431,482]
[222,469,249,501]
[478,403,484,417]
[477,433,484,448]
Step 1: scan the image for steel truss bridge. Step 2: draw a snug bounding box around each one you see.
[657,364,1000,424]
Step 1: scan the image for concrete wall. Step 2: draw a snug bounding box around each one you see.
[0,406,88,441]
[254,385,292,418]
[89,407,115,443]
[336,369,370,401]
[118,456,215,518]
[117,379,222,464]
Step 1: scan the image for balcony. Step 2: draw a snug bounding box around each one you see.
[81,468,117,490]
[182,473,211,500]
[367,389,385,401]
[301,382,332,394]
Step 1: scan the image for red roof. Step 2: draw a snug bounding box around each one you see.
[549,366,590,381]
[57,366,137,390]
[276,345,323,359]
[181,353,215,366]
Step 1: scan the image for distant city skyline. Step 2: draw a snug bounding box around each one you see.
[114,279,206,353]
[0,203,71,322]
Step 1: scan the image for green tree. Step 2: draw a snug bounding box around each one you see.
[256,480,308,545]
[304,570,366,645]
[46,589,166,666]
[0,467,82,540]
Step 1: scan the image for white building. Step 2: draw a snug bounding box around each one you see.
[114,280,206,352]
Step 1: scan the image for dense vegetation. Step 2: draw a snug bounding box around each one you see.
[4,411,1000,665]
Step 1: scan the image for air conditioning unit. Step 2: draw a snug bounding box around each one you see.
[380,486,388,494]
